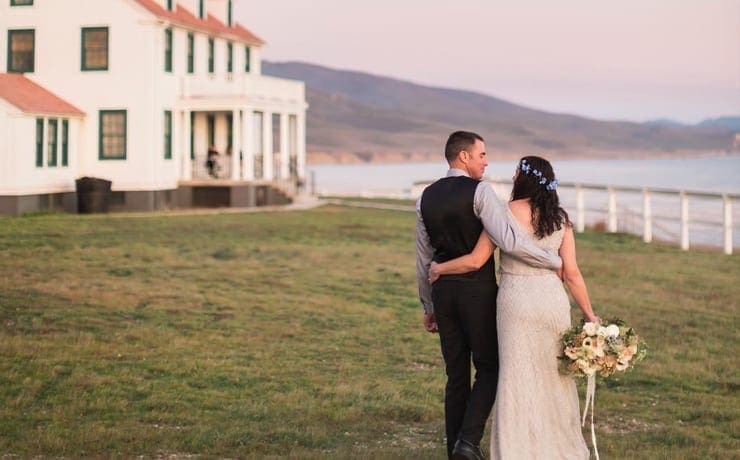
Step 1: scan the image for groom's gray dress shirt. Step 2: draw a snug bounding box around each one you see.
[416,168,563,314]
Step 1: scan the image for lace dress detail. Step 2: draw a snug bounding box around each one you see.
[491,210,589,459]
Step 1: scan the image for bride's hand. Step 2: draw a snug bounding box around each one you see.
[428,262,441,284]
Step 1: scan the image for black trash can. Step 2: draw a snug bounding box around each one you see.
[76,177,112,213]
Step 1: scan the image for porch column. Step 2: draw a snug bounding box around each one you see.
[296,111,307,181]
[280,112,290,180]
[182,110,192,180]
[263,110,273,180]
[230,109,241,179]
[243,107,254,180]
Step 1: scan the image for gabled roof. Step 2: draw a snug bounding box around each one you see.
[0,74,85,116]
[133,0,265,45]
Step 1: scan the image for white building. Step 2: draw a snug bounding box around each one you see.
[0,0,307,215]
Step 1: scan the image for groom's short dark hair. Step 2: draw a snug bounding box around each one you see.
[445,131,484,163]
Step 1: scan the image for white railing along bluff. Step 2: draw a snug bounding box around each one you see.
[482,180,738,255]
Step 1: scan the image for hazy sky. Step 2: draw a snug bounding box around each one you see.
[235,0,739,124]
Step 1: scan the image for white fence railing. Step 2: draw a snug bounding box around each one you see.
[483,179,738,255]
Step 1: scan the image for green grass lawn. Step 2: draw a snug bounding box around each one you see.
[0,205,738,459]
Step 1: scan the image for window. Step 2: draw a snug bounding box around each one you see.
[7,30,34,73]
[187,33,194,74]
[207,115,215,147]
[35,118,43,167]
[208,37,214,73]
[164,111,172,159]
[199,0,204,19]
[227,42,233,73]
[81,27,109,71]
[11,0,34,5]
[47,119,58,166]
[164,28,173,72]
[99,110,127,160]
[166,0,173,10]
[61,120,69,167]
[244,46,250,73]
[227,0,233,26]
[227,113,233,151]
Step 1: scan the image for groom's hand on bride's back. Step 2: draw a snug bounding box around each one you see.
[423,313,438,333]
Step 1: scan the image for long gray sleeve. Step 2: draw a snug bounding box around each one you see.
[415,196,434,314]
[474,182,562,270]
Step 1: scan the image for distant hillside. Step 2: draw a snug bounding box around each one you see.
[697,116,740,131]
[263,61,738,163]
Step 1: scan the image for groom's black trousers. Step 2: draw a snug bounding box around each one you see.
[432,279,498,459]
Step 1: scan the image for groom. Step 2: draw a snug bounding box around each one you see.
[415,131,562,459]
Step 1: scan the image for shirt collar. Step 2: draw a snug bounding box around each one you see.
[446,168,469,178]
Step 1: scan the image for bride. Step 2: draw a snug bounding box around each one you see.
[430,156,598,459]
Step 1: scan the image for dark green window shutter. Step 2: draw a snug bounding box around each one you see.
[164,28,173,72]
[35,118,43,167]
[164,110,172,159]
[61,119,69,167]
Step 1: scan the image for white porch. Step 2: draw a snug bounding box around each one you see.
[176,74,308,189]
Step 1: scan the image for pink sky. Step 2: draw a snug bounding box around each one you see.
[235,0,739,124]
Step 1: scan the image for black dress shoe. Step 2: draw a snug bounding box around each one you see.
[451,439,485,460]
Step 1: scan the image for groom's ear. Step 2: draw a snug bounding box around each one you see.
[458,150,469,164]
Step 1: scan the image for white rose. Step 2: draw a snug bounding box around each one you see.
[583,322,598,336]
[606,324,620,337]
[597,326,607,337]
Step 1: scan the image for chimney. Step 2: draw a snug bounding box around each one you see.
[207,0,234,26]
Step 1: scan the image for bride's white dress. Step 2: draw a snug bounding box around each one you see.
[491,211,589,459]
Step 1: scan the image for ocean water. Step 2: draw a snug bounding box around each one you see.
[307,156,740,196]
[307,155,740,250]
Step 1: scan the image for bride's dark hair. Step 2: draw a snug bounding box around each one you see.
[511,156,571,238]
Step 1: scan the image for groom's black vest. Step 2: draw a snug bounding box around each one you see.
[420,175,495,281]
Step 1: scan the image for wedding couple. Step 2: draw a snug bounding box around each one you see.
[415,131,600,459]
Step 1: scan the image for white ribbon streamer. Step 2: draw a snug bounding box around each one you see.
[581,374,600,460]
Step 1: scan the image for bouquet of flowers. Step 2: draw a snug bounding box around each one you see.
[559,318,646,460]
[559,318,646,378]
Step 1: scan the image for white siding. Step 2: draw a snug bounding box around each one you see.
[0,0,306,198]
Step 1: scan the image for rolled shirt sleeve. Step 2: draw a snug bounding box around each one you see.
[474,182,562,270]
[415,196,435,314]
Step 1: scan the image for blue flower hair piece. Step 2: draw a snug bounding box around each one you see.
[520,159,557,191]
